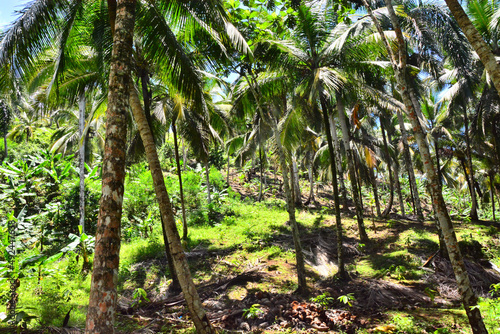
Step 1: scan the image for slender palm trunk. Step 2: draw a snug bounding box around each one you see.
[292,154,301,206]
[172,123,188,242]
[337,94,368,243]
[130,87,214,333]
[381,120,394,216]
[365,1,488,331]
[85,1,135,332]
[444,0,500,94]
[273,120,307,291]
[434,137,443,188]
[330,114,349,211]
[370,167,381,217]
[78,92,86,234]
[396,110,423,220]
[320,96,346,278]
[244,72,307,291]
[464,111,479,220]
[306,151,315,204]
[160,216,181,293]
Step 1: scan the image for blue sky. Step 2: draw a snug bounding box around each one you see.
[0,0,24,31]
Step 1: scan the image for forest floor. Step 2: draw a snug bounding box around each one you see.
[2,169,500,333]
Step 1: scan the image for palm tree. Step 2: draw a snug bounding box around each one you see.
[362,0,488,331]
[444,0,500,95]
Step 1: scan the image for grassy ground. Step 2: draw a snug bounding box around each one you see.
[1,176,500,333]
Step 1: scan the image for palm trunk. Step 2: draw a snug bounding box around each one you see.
[337,94,368,243]
[370,167,381,217]
[396,110,424,220]
[129,87,214,333]
[464,110,479,220]
[381,120,394,217]
[244,72,307,291]
[172,123,188,242]
[434,137,443,188]
[160,216,181,293]
[330,114,349,211]
[292,154,301,206]
[273,119,307,291]
[366,1,488,331]
[306,151,315,204]
[78,92,86,234]
[444,0,500,95]
[320,96,346,278]
[85,1,135,332]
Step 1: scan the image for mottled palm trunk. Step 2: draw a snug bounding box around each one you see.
[320,96,346,278]
[330,114,349,211]
[129,87,214,333]
[337,94,368,243]
[273,120,307,291]
[396,110,423,220]
[464,110,479,220]
[85,1,135,332]
[444,0,500,94]
[306,151,315,204]
[434,137,443,188]
[172,123,188,242]
[394,161,405,215]
[365,0,488,331]
[370,167,381,217]
[226,152,230,186]
[292,154,301,206]
[78,92,86,234]
[3,132,7,160]
[244,72,307,291]
[381,120,394,216]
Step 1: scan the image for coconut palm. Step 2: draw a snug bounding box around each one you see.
[362,0,488,331]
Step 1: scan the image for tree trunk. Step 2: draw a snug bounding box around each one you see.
[444,0,500,95]
[78,92,86,234]
[129,86,214,333]
[306,151,315,204]
[370,167,381,217]
[434,136,443,188]
[244,72,307,292]
[381,119,394,217]
[396,110,424,220]
[366,0,489,331]
[273,119,307,292]
[464,110,479,220]
[160,216,181,293]
[292,154,301,206]
[172,123,188,242]
[330,114,349,211]
[85,1,135,332]
[321,96,346,278]
[337,94,368,243]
